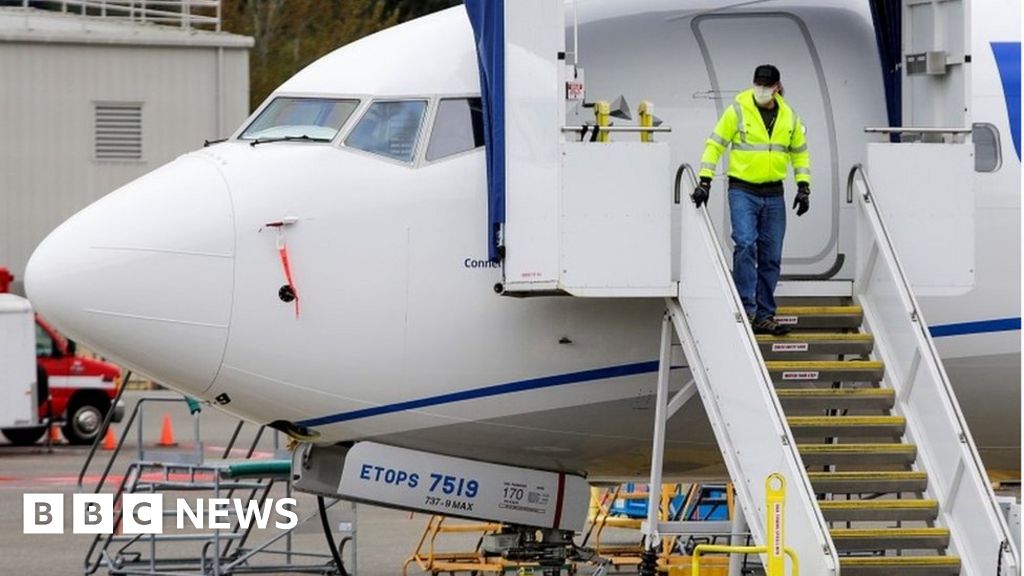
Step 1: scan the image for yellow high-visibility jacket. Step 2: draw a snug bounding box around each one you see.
[699,89,811,186]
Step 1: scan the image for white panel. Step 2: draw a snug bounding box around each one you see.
[560,142,673,295]
[338,442,590,531]
[502,0,564,290]
[866,143,974,294]
[0,295,38,428]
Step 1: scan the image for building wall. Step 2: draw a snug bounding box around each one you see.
[0,41,250,288]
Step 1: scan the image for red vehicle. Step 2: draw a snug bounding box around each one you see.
[0,268,123,446]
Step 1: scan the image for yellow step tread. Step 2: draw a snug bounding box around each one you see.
[808,471,927,480]
[766,360,883,370]
[831,527,949,537]
[798,443,914,453]
[776,306,863,315]
[789,416,905,426]
[778,388,894,397]
[757,333,873,341]
[819,499,938,510]
[840,556,960,567]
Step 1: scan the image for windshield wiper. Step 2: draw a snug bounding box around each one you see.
[249,135,332,147]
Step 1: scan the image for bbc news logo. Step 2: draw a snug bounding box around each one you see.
[24,494,298,534]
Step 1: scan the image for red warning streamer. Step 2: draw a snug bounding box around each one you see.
[270,224,300,318]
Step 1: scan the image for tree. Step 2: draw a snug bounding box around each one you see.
[221,0,459,110]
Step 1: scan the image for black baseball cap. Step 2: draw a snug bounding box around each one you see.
[753,64,781,86]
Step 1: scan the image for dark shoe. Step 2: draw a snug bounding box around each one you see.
[752,315,791,336]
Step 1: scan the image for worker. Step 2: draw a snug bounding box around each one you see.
[692,64,811,336]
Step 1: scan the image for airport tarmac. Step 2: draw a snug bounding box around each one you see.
[0,390,489,576]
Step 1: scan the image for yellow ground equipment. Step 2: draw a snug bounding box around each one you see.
[403,515,505,575]
[690,474,799,576]
[582,483,736,574]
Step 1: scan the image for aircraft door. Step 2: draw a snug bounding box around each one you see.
[693,14,841,278]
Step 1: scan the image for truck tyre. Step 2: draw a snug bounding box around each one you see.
[1,426,47,446]
[62,394,110,445]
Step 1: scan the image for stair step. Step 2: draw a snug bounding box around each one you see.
[839,556,961,576]
[767,361,884,384]
[774,306,863,329]
[830,527,950,551]
[808,471,928,493]
[788,416,905,437]
[818,499,939,522]
[777,388,895,411]
[758,332,874,357]
[798,443,917,467]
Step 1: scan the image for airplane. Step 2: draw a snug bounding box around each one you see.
[24,0,1020,506]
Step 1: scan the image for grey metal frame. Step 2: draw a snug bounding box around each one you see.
[80,394,353,576]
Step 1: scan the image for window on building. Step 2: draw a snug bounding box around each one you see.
[95,103,143,161]
[972,123,1002,172]
[240,98,359,142]
[345,100,427,163]
[426,98,485,161]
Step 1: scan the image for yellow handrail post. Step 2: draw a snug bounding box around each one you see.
[639,100,654,143]
[594,100,610,142]
[691,474,799,576]
[765,473,786,576]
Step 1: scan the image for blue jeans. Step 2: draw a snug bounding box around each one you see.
[728,188,786,319]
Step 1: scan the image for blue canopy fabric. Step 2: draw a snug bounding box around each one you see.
[869,0,902,140]
[464,0,505,261]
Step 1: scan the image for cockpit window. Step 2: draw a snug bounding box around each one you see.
[240,97,359,141]
[345,100,427,163]
[426,98,485,161]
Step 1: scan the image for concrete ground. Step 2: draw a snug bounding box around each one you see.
[4,391,1015,575]
[0,391,495,576]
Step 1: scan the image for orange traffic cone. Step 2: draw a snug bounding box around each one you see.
[49,424,61,443]
[101,426,117,451]
[158,414,178,447]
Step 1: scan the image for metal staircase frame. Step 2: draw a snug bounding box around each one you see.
[643,163,1020,576]
[848,164,1019,575]
[643,164,839,576]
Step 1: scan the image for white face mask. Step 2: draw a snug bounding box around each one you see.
[753,85,776,105]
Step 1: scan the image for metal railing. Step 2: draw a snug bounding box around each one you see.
[17,0,221,31]
[643,163,838,575]
[848,163,1020,576]
[78,391,349,576]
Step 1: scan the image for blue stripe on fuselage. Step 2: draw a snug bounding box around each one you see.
[991,42,1021,160]
[929,317,1021,338]
[296,360,662,427]
[297,318,1020,428]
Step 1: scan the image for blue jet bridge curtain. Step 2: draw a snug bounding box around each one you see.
[464,0,506,262]
[869,0,902,139]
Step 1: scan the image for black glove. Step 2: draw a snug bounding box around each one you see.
[794,184,810,216]
[692,177,711,208]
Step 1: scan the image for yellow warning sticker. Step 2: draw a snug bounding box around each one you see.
[782,371,820,380]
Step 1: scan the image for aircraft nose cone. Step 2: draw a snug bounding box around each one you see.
[26,154,235,396]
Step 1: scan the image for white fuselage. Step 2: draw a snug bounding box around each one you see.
[25,1,1020,478]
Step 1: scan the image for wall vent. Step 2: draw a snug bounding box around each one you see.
[94,103,143,161]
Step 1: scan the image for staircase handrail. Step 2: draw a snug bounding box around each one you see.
[671,163,839,575]
[848,163,1019,575]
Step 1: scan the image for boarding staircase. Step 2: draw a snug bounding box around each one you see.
[640,165,1019,576]
[762,302,954,575]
